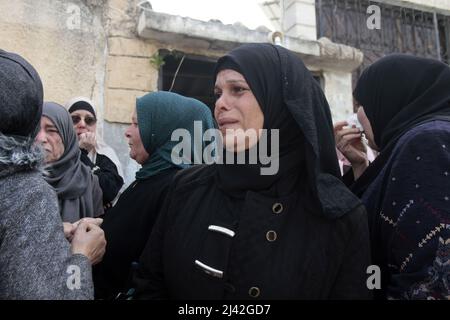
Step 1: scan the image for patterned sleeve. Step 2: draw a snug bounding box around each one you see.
[376,125,450,299]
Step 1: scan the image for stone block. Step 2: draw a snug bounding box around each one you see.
[284,1,317,29]
[108,37,158,57]
[322,71,354,122]
[104,88,149,123]
[285,24,317,40]
[106,55,158,91]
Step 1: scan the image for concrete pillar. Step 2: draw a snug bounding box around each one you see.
[282,0,317,40]
[322,70,354,122]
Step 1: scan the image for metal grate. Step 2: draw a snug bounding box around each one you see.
[316,0,450,97]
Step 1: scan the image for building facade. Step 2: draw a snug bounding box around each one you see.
[2,0,448,184]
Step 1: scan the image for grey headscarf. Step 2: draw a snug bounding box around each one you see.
[0,50,44,176]
[42,102,97,222]
[0,50,43,139]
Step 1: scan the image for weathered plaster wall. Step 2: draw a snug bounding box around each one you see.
[0,0,107,115]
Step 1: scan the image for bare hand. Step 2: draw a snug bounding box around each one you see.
[71,222,106,265]
[334,121,368,166]
[63,218,103,243]
[79,132,96,152]
[72,217,103,229]
[63,222,76,242]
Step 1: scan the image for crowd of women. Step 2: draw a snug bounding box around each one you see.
[0,43,448,300]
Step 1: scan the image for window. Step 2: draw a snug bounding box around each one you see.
[159,50,217,112]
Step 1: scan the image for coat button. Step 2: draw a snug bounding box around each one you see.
[248,286,260,298]
[266,230,277,242]
[272,202,283,214]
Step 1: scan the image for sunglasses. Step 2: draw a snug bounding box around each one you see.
[71,115,97,126]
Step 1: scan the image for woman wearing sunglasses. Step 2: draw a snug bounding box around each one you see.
[66,97,124,210]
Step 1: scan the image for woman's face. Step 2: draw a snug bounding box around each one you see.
[214,69,264,152]
[124,110,149,165]
[70,109,97,137]
[35,116,65,163]
[357,106,378,151]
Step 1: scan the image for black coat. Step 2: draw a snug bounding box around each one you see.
[93,168,178,299]
[134,165,372,300]
[80,149,123,206]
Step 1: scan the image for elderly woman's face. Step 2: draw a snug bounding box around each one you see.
[124,110,149,165]
[35,116,65,163]
[70,109,97,137]
[214,69,264,152]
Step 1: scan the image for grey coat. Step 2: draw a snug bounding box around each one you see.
[0,134,93,299]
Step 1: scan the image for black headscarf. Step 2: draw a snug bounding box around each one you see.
[214,43,361,219]
[67,99,96,117]
[351,54,450,196]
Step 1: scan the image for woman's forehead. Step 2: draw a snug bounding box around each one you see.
[215,69,247,85]
[41,116,56,127]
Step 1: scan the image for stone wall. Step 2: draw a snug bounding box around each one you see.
[102,0,159,185]
[282,0,317,40]
[0,0,107,113]
[104,0,158,124]
[0,0,144,185]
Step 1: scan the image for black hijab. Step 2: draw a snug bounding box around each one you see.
[214,43,361,219]
[351,54,450,196]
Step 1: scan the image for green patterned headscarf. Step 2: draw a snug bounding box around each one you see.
[135,91,215,180]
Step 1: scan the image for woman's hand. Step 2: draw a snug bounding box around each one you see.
[334,121,369,179]
[71,222,106,265]
[79,132,96,153]
[72,217,103,229]
[63,218,103,243]
[63,222,76,242]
